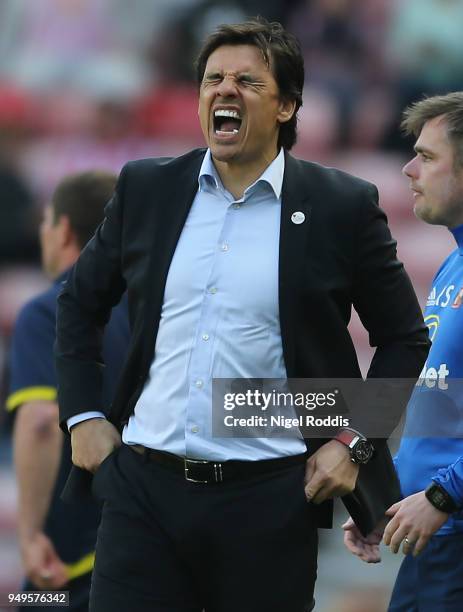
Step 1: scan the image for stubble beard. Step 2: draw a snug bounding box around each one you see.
[414,192,463,228]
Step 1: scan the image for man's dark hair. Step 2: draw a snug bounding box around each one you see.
[195,17,304,151]
[51,171,117,249]
[401,92,463,168]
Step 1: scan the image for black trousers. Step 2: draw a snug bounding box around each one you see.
[89,444,318,612]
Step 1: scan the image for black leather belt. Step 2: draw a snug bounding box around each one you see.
[130,445,307,484]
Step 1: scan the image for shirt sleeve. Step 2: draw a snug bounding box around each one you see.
[6,298,57,413]
[432,458,463,509]
[67,412,106,431]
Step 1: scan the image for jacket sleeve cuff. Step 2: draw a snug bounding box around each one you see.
[432,458,463,508]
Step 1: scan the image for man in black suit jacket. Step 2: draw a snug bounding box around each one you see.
[56,18,429,612]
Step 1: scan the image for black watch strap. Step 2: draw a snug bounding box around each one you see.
[425,482,459,514]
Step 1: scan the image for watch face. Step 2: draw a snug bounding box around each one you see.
[353,440,374,464]
[432,489,446,508]
[425,483,457,514]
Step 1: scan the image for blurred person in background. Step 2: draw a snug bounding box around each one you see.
[0,85,39,264]
[0,163,37,264]
[288,0,392,149]
[6,171,129,611]
[384,0,463,152]
[344,92,463,611]
[388,0,463,99]
[55,18,428,612]
[0,0,149,99]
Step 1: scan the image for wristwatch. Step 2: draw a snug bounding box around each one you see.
[425,482,459,514]
[334,428,374,465]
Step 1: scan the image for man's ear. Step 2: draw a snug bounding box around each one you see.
[58,215,74,248]
[277,98,297,125]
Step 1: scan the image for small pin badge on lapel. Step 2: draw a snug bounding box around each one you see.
[291,211,305,225]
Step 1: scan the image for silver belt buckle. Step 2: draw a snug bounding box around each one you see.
[184,458,210,483]
[184,458,224,483]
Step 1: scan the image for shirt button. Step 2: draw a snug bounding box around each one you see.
[202,333,209,341]
[209,287,217,294]
[191,426,199,433]
[233,203,241,209]
[195,379,203,388]
[221,243,229,252]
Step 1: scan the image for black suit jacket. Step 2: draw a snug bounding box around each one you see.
[56,149,430,535]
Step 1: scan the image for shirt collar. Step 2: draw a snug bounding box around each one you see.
[53,268,71,286]
[198,148,285,200]
[450,223,463,252]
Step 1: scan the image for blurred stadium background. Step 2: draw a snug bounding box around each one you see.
[0,0,461,610]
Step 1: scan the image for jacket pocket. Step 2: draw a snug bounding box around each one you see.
[91,445,121,500]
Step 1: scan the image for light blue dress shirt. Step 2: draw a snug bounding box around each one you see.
[70,149,306,460]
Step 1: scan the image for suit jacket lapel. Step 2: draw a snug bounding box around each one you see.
[279,152,312,376]
[141,149,206,370]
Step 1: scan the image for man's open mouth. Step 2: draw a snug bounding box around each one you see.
[213,109,242,136]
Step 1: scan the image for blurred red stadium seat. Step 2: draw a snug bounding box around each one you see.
[134,85,203,143]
